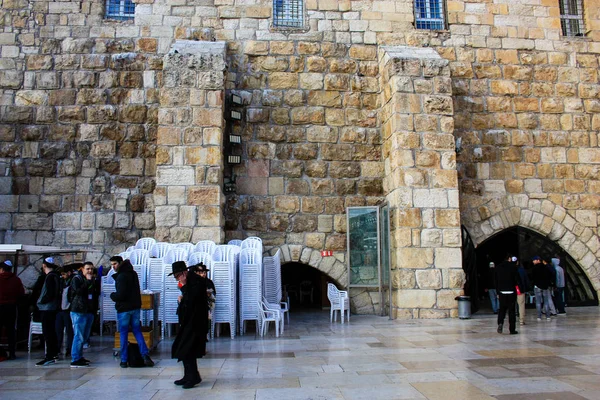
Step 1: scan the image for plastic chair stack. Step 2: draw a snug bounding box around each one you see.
[327,283,350,324]
[100,271,117,336]
[188,252,213,271]
[211,245,240,339]
[135,237,156,250]
[162,248,190,337]
[239,248,262,335]
[227,239,243,247]
[195,240,216,256]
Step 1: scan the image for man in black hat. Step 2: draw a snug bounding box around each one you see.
[191,263,216,341]
[110,259,154,368]
[170,261,208,389]
[495,254,519,335]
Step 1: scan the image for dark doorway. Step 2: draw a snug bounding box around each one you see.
[475,226,598,308]
[282,262,329,310]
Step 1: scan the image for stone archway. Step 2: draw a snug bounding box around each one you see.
[461,194,600,294]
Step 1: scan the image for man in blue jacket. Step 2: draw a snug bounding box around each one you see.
[110,257,154,368]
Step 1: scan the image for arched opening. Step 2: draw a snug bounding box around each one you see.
[474,226,598,311]
[282,262,331,311]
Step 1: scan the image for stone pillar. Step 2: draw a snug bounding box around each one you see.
[379,46,464,319]
[155,41,226,244]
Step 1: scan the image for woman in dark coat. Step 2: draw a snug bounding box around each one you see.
[170,261,208,389]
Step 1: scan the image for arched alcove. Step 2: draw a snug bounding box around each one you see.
[282,262,330,310]
[475,226,598,307]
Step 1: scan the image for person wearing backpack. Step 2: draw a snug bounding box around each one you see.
[36,258,62,366]
[69,263,96,367]
[56,264,76,358]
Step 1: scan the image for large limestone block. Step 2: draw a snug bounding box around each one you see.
[397,248,433,269]
[416,269,442,289]
[396,289,436,308]
[435,248,463,269]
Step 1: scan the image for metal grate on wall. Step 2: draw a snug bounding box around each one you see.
[560,0,585,37]
[273,0,304,28]
[105,0,135,20]
[414,0,446,30]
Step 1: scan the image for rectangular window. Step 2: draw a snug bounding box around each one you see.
[414,0,446,30]
[560,0,585,36]
[105,0,135,20]
[273,0,304,28]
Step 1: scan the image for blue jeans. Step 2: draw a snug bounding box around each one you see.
[70,312,94,362]
[534,287,551,319]
[488,289,499,313]
[117,309,148,363]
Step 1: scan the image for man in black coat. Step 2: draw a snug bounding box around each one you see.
[36,258,62,366]
[109,257,154,368]
[495,254,519,335]
[170,261,208,389]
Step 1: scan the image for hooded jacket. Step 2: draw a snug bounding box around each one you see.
[552,258,565,288]
[0,271,25,305]
[37,270,61,311]
[70,270,96,314]
[110,260,142,312]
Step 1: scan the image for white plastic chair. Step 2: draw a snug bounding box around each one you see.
[149,242,173,258]
[259,301,280,338]
[128,249,149,266]
[126,246,136,253]
[163,248,189,266]
[188,252,214,273]
[135,237,156,250]
[327,283,350,324]
[176,242,195,254]
[195,240,216,256]
[241,237,262,254]
[28,314,44,353]
[227,239,243,247]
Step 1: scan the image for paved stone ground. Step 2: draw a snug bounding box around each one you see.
[1,307,599,400]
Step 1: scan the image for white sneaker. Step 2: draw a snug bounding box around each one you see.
[537,318,542,321]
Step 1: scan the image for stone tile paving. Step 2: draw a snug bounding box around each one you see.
[0,307,599,399]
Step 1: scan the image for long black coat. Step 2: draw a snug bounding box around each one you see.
[171,271,208,361]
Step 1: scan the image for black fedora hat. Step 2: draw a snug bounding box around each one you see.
[168,261,188,276]
[191,262,210,272]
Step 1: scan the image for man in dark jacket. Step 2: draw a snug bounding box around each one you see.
[36,258,62,366]
[0,260,25,360]
[109,257,154,368]
[171,261,208,389]
[495,254,519,335]
[69,263,96,367]
[56,263,75,358]
[532,256,553,321]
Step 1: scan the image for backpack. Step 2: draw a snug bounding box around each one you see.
[60,279,71,311]
[127,342,145,368]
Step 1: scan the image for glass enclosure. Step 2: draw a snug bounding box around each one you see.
[346,205,391,315]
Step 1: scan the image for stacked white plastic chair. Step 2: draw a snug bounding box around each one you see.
[100,268,117,336]
[176,242,195,254]
[188,252,214,271]
[195,240,216,256]
[147,242,173,327]
[162,248,189,337]
[135,237,156,250]
[129,249,150,289]
[262,249,288,330]
[327,283,350,324]
[239,248,262,335]
[211,245,240,339]
[227,239,243,247]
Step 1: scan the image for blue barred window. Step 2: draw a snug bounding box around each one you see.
[273,0,304,28]
[414,0,446,30]
[560,0,585,36]
[106,0,135,20]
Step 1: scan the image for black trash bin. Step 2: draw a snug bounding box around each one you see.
[455,295,471,319]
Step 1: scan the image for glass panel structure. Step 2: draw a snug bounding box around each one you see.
[414,0,445,30]
[106,0,135,20]
[347,207,380,287]
[273,0,304,28]
[559,0,585,36]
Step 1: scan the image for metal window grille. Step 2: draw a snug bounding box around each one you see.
[273,0,304,28]
[560,0,585,37]
[414,0,446,30]
[105,0,135,20]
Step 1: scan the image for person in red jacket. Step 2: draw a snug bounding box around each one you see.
[0,260,25,360]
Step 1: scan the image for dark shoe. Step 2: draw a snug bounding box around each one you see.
[81,358,91,365]
[182,377,201,389]
[174,378,187,386]
[143,355,155,367]
[36,358,56,366]
[497,324,503,334]
[71,359,90,368]
[120,361,128,368]
[510,331,519,335]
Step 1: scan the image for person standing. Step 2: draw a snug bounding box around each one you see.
[82,261,99,348]
[56,264,75,358]
[552,256,566,314]
[36,258,62,366]
[0,260,25,360]
[495,254,519,334]
[485,261,499,314]
[541,258,557,316]
[170,261,208,389]
[516,260,531,326]
[532,256,553,321]
[70,262,97,367]
[191,263,215,341]
[109,257,154,368]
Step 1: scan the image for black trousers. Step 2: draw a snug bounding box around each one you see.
[40,310,59,358]
[55,310,73,355]
[0,304,17,356]
[497,292,517,333]
[182,357,200,381]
